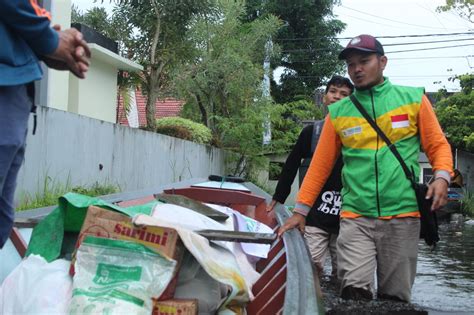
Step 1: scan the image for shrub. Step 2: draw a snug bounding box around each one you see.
[156,125,193,141]
[156,117,212,144]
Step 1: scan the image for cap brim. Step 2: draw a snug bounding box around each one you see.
[338,47,378,60]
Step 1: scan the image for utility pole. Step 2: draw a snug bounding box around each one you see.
[262,37,272,145]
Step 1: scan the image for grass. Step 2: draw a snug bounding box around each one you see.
[16,176,120,211]
[460,189,474,218]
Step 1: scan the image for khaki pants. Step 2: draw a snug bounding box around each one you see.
[304,226,338,276]
[337,216,420,302]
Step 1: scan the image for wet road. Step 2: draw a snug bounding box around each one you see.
[322,220,474,314]
[411,220,474,314]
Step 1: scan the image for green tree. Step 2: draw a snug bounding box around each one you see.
[270,99,323,154]
[437,0,474,23]
[244,0,346,103]
[114,0,214,130]
[73,1,214,130]
[71,6,112,37]
[174,0,282,179]
[436,74,474,152]
[175,0,281,131]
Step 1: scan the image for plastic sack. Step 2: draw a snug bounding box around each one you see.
[206,203,272,260]
[26,192,158,262]
[173,250,228,315]
[0,255,72,314]
[69,236,176,315]
[134,212,250,315]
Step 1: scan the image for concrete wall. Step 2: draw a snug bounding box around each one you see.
[15,106,226,201]
[265,153,300,207]
[457,149,474,191]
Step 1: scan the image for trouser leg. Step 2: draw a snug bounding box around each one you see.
[328,232,338,277]
[304,225,330,275]
[0,85,31,248]
[375,217,420,302]
[337,217,376,299]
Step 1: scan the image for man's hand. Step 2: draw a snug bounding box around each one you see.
[426,178,448,211]
[46,28,91,79]
[266,200,277,212]
[277,212,306,237]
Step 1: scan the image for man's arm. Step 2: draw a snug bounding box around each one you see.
[418,94,454,210]
[278,116,341,235]
[294,115,341,215]
[268,126,313,211]
[0,0,58,56]
[0,2,90,78]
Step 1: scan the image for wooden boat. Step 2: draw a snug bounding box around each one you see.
[5,177,324,314]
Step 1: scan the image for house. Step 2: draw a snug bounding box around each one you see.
[455,149,474,190]
[116,89,184,128]
[35,1,143,123]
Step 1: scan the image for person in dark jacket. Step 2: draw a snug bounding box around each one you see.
[267,76,353,276]
[0,0,90,248]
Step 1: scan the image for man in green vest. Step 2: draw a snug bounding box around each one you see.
[278,34,453,302]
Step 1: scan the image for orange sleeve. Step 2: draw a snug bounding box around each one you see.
[29,0,52,20]
[294,115,341,216]
[418,95,454,176]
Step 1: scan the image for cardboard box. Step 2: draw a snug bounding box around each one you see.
[153,299,198,315]
[71,206,184,299]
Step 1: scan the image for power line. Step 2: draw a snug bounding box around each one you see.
[287,75,454,79]
[275,31,474,42]
[284,55,474,63]
[387,43,474,53]
[383,37,474,46]
[340,5,454,31]
[337,12,426,31]
[281,43,474,53]
[390,55,474,60]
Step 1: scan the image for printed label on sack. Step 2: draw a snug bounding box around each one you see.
[113,222,171,247]
[94,263,142,285]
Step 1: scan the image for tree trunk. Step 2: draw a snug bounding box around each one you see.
[145,70,159,130]
[145,5,162,131]
[196,94,208,126]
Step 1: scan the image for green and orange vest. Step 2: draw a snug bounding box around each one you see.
[328,78,423,217]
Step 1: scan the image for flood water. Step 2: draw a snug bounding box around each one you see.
[322,220,474,314]
[411,220,474,314]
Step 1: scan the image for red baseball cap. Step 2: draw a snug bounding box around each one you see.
[338,34,384,60]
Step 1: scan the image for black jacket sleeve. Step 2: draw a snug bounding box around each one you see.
[273,125,314,203]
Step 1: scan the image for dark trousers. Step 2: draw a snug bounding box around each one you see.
[0,84,31,248]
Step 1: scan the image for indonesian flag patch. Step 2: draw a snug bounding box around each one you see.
[391,114,409,129]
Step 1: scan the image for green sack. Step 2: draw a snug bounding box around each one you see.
[25,192,158,262]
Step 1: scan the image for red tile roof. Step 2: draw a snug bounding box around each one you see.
[117,88,184,127]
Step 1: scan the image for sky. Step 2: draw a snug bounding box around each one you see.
[333,0,473,92]
[72,0,473,92]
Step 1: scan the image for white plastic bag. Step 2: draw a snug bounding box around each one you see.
[69,236,176,315]
[0,255,72,315]
[134,213,250,314]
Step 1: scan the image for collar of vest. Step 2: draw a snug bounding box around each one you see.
[354,76,391,97]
